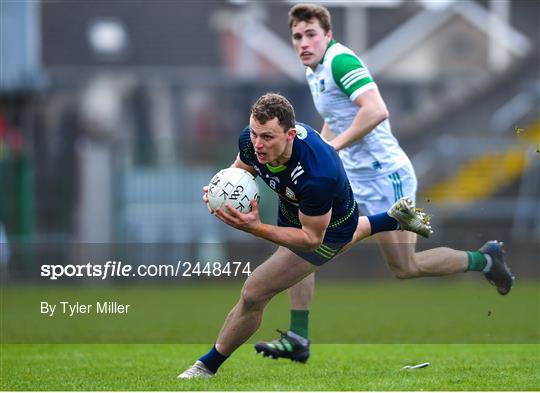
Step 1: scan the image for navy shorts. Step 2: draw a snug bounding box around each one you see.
[290,242,350,266]
[277,200,358,266]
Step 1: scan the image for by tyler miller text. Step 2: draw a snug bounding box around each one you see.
[41,301,130,317]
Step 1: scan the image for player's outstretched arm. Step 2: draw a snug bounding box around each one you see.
[215,202,331,252]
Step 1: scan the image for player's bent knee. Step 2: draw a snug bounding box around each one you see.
[239,284,273,311]
[388,263,420,279]
[383,252,421,279]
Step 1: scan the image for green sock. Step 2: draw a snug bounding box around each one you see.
[289,309,309,339]
[466,251,487,271]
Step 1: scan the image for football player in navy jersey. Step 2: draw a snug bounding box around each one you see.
[178,93,431,379]
[255,4,513,364]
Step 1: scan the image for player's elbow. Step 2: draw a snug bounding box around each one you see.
[377,106,389,122]
[304,236,324,251]
[369,100,389,123]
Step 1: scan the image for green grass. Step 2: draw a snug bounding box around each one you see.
[1,281,539,390]
[1,344,539,390]
[2,281,539,343]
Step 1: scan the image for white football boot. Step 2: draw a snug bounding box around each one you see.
[178,360,214,379]
[387,197,433,238]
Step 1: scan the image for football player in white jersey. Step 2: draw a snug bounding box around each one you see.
[254,3,513,363]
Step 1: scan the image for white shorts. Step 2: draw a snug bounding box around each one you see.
[350,162,418,216]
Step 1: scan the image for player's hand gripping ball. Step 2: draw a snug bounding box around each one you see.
[207,168,260,214]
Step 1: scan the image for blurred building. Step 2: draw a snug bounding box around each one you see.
[0,0,538,277]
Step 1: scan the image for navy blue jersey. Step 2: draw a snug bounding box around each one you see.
[238,122,358,244]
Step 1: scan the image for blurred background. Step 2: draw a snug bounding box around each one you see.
[1,0,539,345]
[1,0,539,283]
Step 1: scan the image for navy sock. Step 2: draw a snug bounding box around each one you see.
[367,212,399,235]
[199,345,229,374]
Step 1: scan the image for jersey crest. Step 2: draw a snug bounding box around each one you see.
[318,78,326,92]
[285,187,297,202]
[296,124,308,140]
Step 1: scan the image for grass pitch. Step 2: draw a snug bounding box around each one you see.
[1,281,539,390]
[2,343,539,390]
[2,280,538,344]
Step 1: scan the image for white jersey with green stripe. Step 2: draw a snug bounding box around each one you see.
[306,41,411,180]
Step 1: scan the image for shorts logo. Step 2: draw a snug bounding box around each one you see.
[295,124,308,140]
[285,187,297,201]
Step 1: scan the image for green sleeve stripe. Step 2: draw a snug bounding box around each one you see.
[332,53,374,98]
[342,76,373,97]
[341,70,370,89]
[340,68,369,85]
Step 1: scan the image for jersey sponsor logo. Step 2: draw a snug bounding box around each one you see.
[285,187,297,201]
[295,124,308,140]
[291,163,305,185]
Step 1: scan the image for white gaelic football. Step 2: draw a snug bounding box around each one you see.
[207,168,260,214]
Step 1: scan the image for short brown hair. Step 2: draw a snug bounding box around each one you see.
[288,3,332,33]
[251,93,296,132]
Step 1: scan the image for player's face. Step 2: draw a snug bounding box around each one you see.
[291,19,332,70]
[249,116,295,166]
